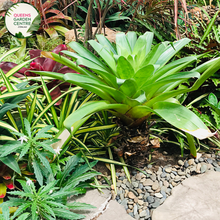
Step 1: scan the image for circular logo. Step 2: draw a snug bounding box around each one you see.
[5,2,40,38]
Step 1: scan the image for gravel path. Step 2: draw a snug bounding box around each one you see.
[97,152,220,220]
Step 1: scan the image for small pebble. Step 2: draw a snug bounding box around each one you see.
[184,161,189,168]
[128,192,136,199]
[178,160,184,166]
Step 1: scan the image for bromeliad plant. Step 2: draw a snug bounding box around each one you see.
[34,31,220,156]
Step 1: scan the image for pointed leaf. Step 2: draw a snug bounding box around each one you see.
[153,102,215,139]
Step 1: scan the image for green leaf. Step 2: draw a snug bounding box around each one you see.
[15,32,25,38]
[126,32,137,51]
[27,14,41,33]
[117,56,135,79]
[67,202,96,210]
[155,38,191,67]
[116,32,132,56]
[63,101,129,131]
[0,86,41,100]
[35,150,52,174]
[132,32,154,55]
[96,34,117,54]
[0,103,19,120]
[64,171,99,190]
[133,64,155,89]
[0,47,21,62]
[31,201,37,220]
[16,213,30,220]
[0,155,21,175]
[33,160,43,186]
[1,143,23,157]
[19,143,30,160]
[88,40,116,73]
[119,79,138,98]
[153,102,214,139]
[200,10,219,45]
[208,93,218,107]
[59,154,81,186]
[39,203,55,218]
[11,203,32,220]
[0,121,18,132]
[53,208,85,219]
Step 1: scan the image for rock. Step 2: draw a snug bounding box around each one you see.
[65,27,118,45]
[128,204,133,209]
[212,162,219,167]
[184,161,189,168]
[155,193,163,198]
[160,186,167,192]
[134,197,138,203]
[206,158,213,164]
[152,181,159,191]
[146,169,153,175]
[177,170,186,176]
[163,180,169,188]
[152,171,220,220]
[136,173,142,181]
[188,159,195,166]
[165,167,172,173]
[170,173,175,179]
[215,167,220,172]
[132,182,139,188]
[128,192,136,199]
[140,210,148,217]
[147,196,155,204]
[137,188,142,194]
[121,198,128,209]
[138,200,144,205]
[151,199,161,208]
[139,183,143,190]
[124,189,129,198]
[143,179,154,186]
[178,160,184,166]
[151,173,157,181]
[199,157,204,162]
[171,181,177,187]
[201,164,207,173]
[196,163,201,173]
[133,204,137,214]
[121,184,127,189]
[160,172,166,178]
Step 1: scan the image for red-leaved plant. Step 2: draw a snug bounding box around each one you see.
[0,44,79,104]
